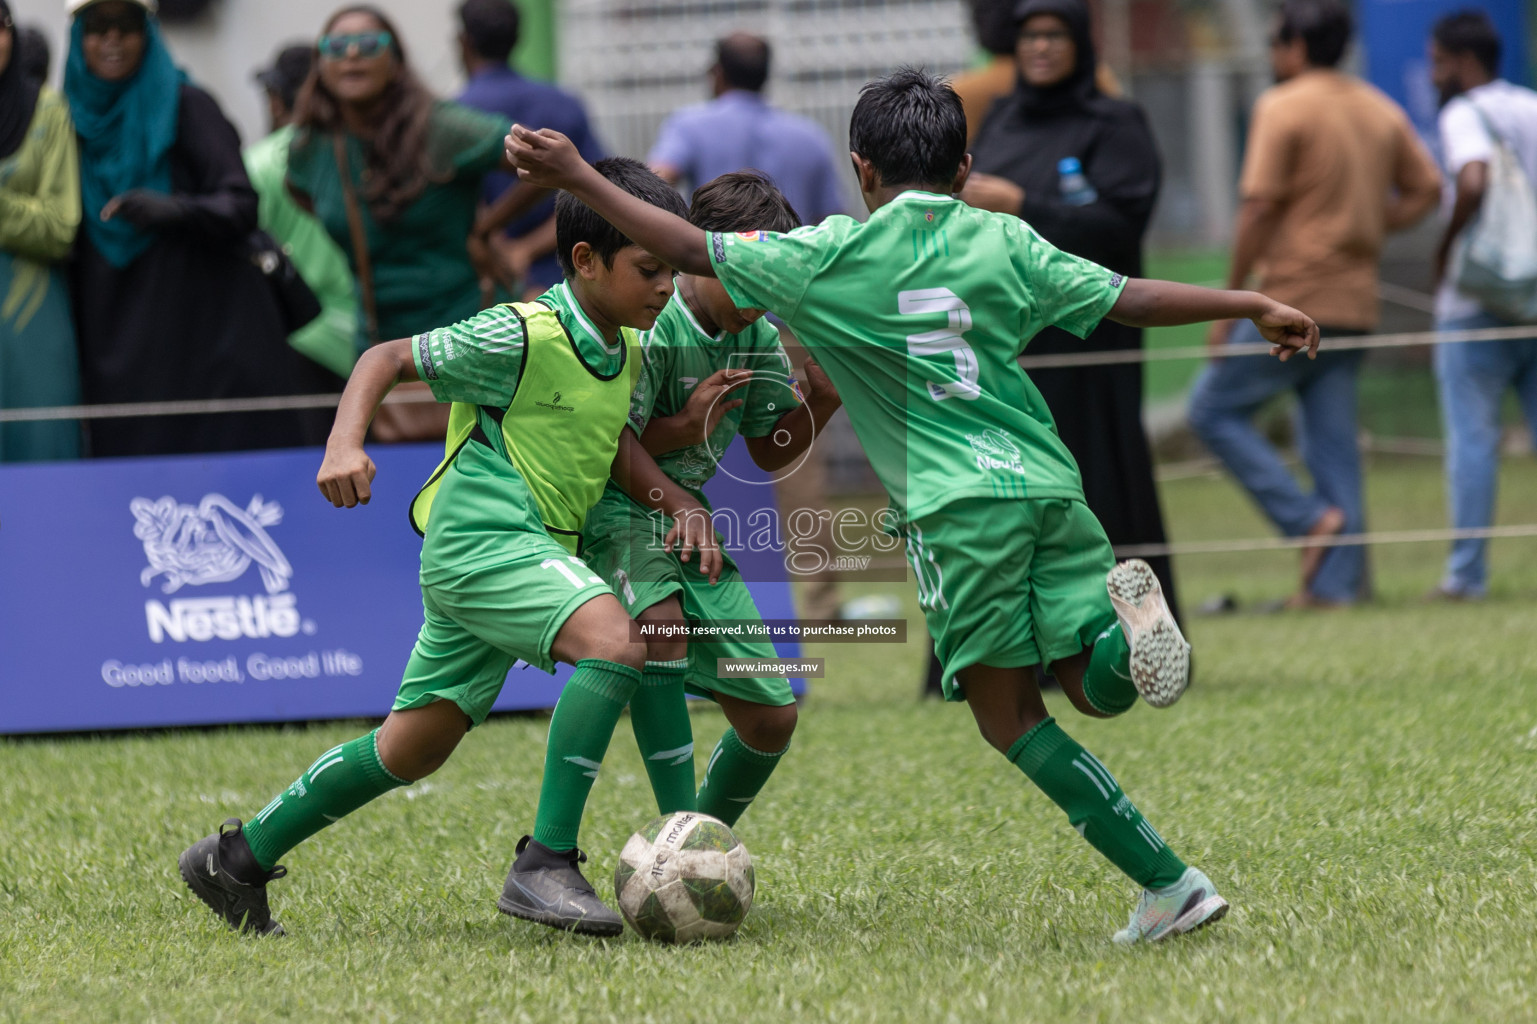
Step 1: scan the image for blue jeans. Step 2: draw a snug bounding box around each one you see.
[1186,321,1366,603]
[1432,312,1537,596]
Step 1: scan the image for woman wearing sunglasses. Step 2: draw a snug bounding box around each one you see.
[63,0,307,457]
[0,0,82,461]
[285,6,542,440]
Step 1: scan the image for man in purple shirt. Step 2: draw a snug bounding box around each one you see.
[648,33,848,224]
[456,0,605,299]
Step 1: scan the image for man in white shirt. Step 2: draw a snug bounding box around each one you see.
[1428,9,1537,600]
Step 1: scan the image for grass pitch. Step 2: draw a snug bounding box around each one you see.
[4,456,1536,1023]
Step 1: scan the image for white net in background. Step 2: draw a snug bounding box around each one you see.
[557,0,977,173]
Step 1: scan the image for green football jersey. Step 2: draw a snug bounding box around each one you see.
[628,293,798,496]
[410,281,630,581]
[707,194,1126,521]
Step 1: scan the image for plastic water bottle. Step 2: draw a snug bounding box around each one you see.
[1058,157,1098,206]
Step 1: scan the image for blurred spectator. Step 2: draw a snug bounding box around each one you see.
[285,6,541,439]
[1427,10,1537,600]
[648,32,847,223]
[455,0,604,302]
[65,0,306,456]
[1186,0,1440,607]
[245,42,357,443]
[1,0,82,461]
[964,0,1180,620]
[952,0,1017,143]
[16,24,49,85]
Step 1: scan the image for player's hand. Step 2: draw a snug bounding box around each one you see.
[799,357,840,410]
[664,506,724,585]
[317,444,377,508]
[1254,301,1320,362]
[958,173,1025,215]
[102,188,184,230]
[506,124,583,190]
[684,368,752,442]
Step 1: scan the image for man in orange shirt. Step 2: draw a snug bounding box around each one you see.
[1187,0,1440,607]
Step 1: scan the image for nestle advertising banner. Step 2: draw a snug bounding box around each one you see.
[0,444,801,734]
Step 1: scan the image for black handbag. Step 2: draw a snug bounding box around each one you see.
[246,230,322,335]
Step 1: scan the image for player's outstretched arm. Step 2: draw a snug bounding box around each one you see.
[611,428,724,584]
[506,125,714,277]
[1108,279,1320,361]
[316,339,420,509]
[747,357,842,472]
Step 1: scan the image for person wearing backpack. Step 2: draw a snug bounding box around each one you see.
[1428,9,1537,601]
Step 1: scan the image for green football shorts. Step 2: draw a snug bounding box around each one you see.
[393,536,614,726]
[903,496,1118,701]
[583,510,795,708]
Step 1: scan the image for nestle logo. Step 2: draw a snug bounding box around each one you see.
[145,594,301,643]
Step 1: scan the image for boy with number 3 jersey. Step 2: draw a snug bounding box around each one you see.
[508,69,1321,944]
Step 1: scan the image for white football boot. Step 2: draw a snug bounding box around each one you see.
[1112,867,1229,944]
[1105,559,1191,708]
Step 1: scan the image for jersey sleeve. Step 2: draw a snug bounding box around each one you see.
[645,110,693,177]
[1238,92,1295,201]
[1013,222,1128,340]
[429,102,513,179]
[708,222,843,319]
[737,322,798,438]
[412,304,527,407]
[1439,98,1494,175]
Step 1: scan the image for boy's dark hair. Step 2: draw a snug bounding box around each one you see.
[556,157,689,278]
[1432,9,1501,75]
[716,33,771,92]
[688,171,802,234]
[971,0,1018,57]
[1275,0,1352,69]
[254,44,314,114]
[17,25,51,85]
[459,0,520,63]
[848,67,968,191]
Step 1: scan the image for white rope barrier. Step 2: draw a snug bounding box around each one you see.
[1112,524,1537,560]
[1015,323,1537,370]
[4,322,1536,425]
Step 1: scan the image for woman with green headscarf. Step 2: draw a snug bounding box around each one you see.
[65,0,305,457]
[0,0,82,461]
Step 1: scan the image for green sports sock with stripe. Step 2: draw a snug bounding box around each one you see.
[1081,621,1138,716]
[630,659,697,814]
[1008,717,1186,888]
[531,659,643,851]
[242,728,408,871]
[696,727,787,827]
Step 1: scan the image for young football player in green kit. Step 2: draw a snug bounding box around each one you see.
[508,69,1322,944]
[177,158,687,938]
[580,170,841,827]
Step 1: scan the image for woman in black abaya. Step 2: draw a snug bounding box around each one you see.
[964,0,1178,619]
[922,0,1177,696]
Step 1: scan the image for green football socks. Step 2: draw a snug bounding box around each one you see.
[1008,717,1186,889]
[1081,621,1138,716]
[696,727,787,827]
[242,728,409,871]
[630,659,698,814]
[531,659,643,851]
